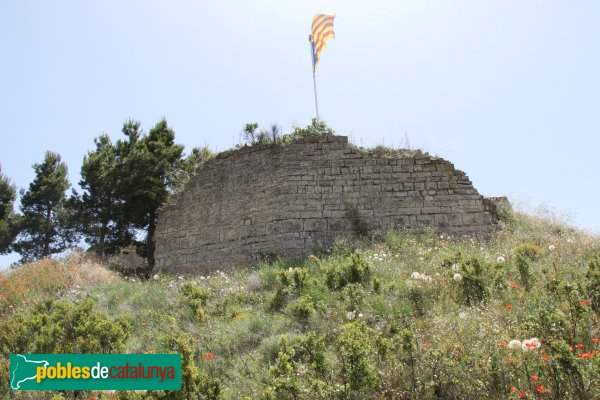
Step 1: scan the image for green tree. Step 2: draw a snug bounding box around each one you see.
[168,146,215,195]
[13,151,75,262]
[71,134,134,258]
[0,166,20,254]
[116,119,184,271]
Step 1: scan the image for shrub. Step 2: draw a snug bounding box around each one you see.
[343,201,369,237]
[585,253,600,315]
[181,282,210,321]
[325,252,371,290]
[461,257,488,305]
[336,321,379,397]
[286,295,315,322]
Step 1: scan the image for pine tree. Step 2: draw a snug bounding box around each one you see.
[71,134,133,258]
[0,166,19,254]
[116,119,184,272]
[14,151,75,262]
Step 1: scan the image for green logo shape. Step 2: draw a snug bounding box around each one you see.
[10,354,181,391]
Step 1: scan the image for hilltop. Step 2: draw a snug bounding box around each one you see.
[1,210,599,399]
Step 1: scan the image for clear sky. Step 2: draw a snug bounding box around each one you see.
[1,0,599,267]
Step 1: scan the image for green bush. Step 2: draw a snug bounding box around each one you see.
[286,295,315,322]
[585,253,600,315]
[461,257,488,305]
[336,321,379,397]
[325,251,371,290]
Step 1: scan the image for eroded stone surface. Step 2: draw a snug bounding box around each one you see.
[155,136,496,274]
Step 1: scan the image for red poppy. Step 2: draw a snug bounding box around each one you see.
[593,338,599,344]
[201,355,208,361]
[578,352,591,359]
[510,387,518,392]
[142,322,149,328]
[207,352,215,359]
[510,282,518,289]
[530,375,538,381]
[424,342,431,348]
[580,299,591,306]
[505,304,512,310]
[517,391,525,398]
[536,385,545,393]
[499,342,508,347]
[576,344,584,349]
[117,295,123,301]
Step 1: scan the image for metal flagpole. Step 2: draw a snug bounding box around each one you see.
[309,35,320,121]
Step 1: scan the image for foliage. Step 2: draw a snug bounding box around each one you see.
[115,119,185,271]
[0,298,129,356]
[241,118,334,146]
[325,251,371,290]
[461,256,488,305]
[514,242,541,291]
[343,200,369,237]
[13,151,76,262]
[1,212,600,399]
[0,166,19,254]
[70,134,134,257]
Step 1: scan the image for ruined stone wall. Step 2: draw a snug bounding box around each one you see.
[155,136,495,274]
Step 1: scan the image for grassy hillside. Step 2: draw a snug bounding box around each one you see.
[1,211,599,399]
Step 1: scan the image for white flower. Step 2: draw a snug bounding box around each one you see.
[346,311,356,320]
[411,272,422,280]
[451,263,460,272]
[507,339,522,349]
[496,256,506,264]
[458,311,467,319]
[177,276,184,280]
[358,313,363,318]
[453,273,463,283]
[522,337,541,352]
[549,244,556,251]
[153,274,160,280]
[423,275,433,283]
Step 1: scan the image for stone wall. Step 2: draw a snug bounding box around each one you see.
[155,136,496,274]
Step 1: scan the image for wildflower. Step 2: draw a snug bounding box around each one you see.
[440,280,446,286]
[575,344,584,349]
[508,340,522,349]
[548,244,556,251]
[346,311,356,320]
[201,355,208,361]
[541,352,549,361]
[497,256,506,264]
[522,338,541,352]
[143,322,149,328]
[153,274,160,280]
[207,352,215,359]
[518,391,524,398]
[536,385,545,393]
[499,342,508,347]
[510,282,518,289]
[505,304,512,310]
[453,273,462,283]
[451,263,460,272]
[578,352,591,359]
[530,375,539,381]
[580,299,591,307]
[510,387,518,392]
[593,338,599,344]
[424,342,431,348]
[410,272,422,280]
[117,295,123,301]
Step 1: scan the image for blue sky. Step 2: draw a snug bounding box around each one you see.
[1,0,599,267]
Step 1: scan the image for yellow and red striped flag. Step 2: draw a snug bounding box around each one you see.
[310,13,335,71]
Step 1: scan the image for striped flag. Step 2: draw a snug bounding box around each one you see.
[310,13,335,71]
